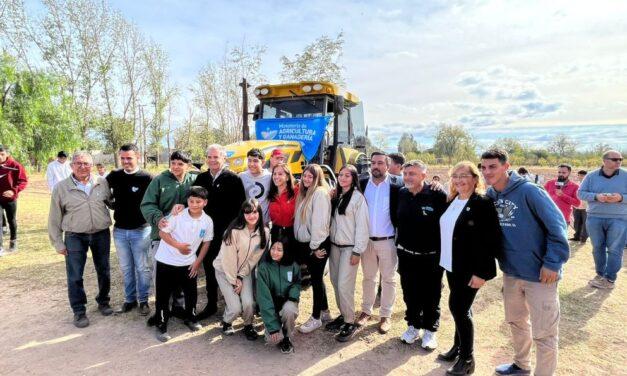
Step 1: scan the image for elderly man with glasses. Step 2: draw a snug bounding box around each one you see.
[48,151,114,328]
[578,150,626,290]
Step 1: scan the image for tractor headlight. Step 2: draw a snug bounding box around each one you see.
[260,88,269,95]
[302,85,312,93]
[312,83,323,91]
[231,157,244,167]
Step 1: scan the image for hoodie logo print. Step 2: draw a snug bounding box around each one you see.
[0,173,7,180]
[248,182,265,200]
[494,199,518,227]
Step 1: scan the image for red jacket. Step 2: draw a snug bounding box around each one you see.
[0,157,28,204]
[269,185,299,227]
[544,179,580,224]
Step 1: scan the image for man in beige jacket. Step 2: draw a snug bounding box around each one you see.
[48,151,113,328]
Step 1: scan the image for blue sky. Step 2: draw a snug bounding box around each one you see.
[108,1,627,150]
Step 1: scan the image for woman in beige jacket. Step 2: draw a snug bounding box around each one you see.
[326,165,370,342]
[294,164,332,334]
[214,199,269,340]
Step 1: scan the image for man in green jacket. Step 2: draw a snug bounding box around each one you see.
[256,239,301,354]
[140,151,197,314]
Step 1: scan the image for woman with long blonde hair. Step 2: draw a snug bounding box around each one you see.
[294,164,332,333]
[438,161,501,375]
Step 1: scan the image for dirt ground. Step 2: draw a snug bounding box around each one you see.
[0,173,625,376]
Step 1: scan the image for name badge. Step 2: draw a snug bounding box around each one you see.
[287,271,293,282]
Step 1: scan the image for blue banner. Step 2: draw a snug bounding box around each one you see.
[255,116,331,161]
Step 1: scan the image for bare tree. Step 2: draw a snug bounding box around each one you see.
[280,32,345,85]
[548,134,576,157]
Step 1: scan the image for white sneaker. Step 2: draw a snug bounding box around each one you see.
[421,330,438,350]
[0,248,5,257]
[400,325,421,344]
[299,316,323,334]
[320,310,332,323]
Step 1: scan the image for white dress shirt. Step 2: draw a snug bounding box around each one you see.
[439,197,469,272]
[364,176,395,237]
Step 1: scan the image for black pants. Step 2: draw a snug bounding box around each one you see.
[447,272,479,358]
[202,236,222,311]
[155,261,197,330]
[573,208,588,241]
[398,251,443,331]
[297,239,329,319]
[0,200,17,244]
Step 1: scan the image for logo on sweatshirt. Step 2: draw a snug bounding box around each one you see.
[248,182,266,200]
[199,229,206,238]
[0,173,7,180]
[494,199,518,227]
[131,186,139,192]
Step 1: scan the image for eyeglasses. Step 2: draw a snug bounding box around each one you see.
[605,158,623,162]
[72,162,92,167]
[451,174,473,179]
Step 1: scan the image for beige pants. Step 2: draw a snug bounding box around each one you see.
[264,301,299,342]
[503,274,560,376]
[329,245,359,323]
[361,239,397,318]
[216,270,254,325]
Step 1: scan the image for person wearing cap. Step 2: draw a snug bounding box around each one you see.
[0,145,28,256]
[46,151,72,191]
[268,149,287,172]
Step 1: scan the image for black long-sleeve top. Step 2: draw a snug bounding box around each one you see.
[396,184,447,254]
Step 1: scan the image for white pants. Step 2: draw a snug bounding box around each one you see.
[329,245,359,323]
[361,239,397,318]
[216,270,254,325]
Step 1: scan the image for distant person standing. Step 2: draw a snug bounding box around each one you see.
[107,144,153,315]
[268,149,287,172]
[544,164,580,225]
[578,150,626,290]
[46,151,72,191]
[96,163,109,178]
[0,145,28,256]
[571,170,589,243]
[48,151,113,328]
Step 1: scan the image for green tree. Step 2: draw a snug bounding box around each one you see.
[398,132,418,154]
[280,32,345,85]
[432,124,477,165]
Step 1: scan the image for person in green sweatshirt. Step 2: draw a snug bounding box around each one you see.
[256,238,301,354]
[140,151,197,314]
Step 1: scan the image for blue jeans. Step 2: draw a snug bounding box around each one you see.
[64,229,111,314]
[586,217,627,282]
[113,226,151,303]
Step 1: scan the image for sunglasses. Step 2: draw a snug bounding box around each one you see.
[605,158,623,162]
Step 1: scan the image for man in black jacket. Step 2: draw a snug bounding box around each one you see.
[396,160,447,350]
[194,144,246,319]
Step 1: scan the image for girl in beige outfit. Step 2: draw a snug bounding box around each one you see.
[294,164,332,334]
[327,165,370,342]
[214,199,269,340]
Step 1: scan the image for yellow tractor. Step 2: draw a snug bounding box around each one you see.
[225,81,368,178]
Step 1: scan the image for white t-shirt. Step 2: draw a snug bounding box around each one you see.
[239,169,272,223]
[155,208,214,266]
[439,197,469,272]
[46,160,72,191]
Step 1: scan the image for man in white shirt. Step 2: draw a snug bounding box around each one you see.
[46,151,72,191]
[356,152,400,334]
[239,148,272,223]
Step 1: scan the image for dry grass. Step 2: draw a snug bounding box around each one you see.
[0,172,625,375]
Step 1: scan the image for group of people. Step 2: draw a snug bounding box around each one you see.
[24,139,621,376]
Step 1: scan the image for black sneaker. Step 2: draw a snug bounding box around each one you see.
[280,337,294,354]
[117,301,138,313]
[222,321,235,336]
[184,320,202,332]
[146,315,157,327]
[139,302,150,316]
[9,240,17,253]
[98,303,114,316]
[73,313,90,328]
[243,324,259,341]
[325,315,345,332]
[336,323,359,342]
[196,304,217,320]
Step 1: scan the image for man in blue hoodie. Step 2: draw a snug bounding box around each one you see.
[481,149,569,376]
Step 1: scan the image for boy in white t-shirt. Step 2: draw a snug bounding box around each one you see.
[148,186,213,342]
